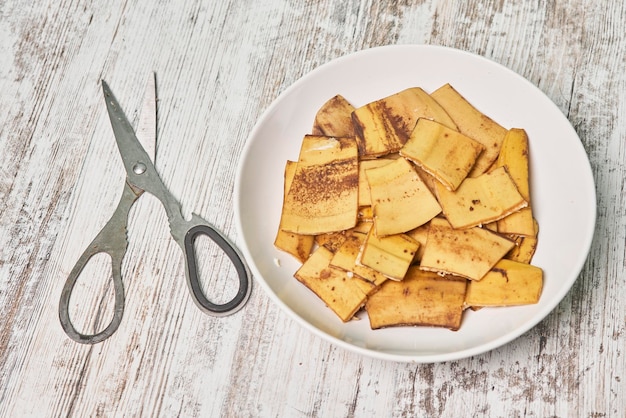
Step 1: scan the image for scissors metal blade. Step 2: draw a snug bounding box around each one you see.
[102,79,182,224]
[135,73,157,163]
[102,80,157,191]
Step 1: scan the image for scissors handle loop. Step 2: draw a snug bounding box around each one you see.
[59,182,139,344]
[183,224,251,316]
[59,248,125,344]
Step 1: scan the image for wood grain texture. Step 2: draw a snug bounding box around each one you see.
[0,0,624,417]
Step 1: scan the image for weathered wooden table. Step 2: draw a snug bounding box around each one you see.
[1,1,624,416]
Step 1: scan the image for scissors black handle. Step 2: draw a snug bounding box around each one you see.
[182,224,251,316]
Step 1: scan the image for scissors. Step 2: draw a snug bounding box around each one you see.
[59,74,251,344]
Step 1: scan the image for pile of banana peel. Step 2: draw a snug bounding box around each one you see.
[275,84,542,331]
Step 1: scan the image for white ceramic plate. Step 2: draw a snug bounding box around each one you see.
[234,45,596,363]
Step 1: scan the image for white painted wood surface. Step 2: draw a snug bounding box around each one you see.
[1,0,624,416]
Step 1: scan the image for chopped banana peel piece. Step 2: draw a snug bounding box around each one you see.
[431,84,507,177]
[465,259,543,306]
[496,128,535,236]
[352,102,408,157]
[506,219,539,263]
[400,118,484,191]
[312,95,356,137]
[366,267,467,330]
[366,157,441,236]
[420,218,515,281]
[274,230,314,263]
[498,208,534,237]
[352,87,458,158]
[274,161,315,262]
[294,246,371,322]
[330,224,388,286]
[281,136,359,235]
[497,129,531,199]
[359,227,419,280]
[358,158,394,206]
[435,166,528,229]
